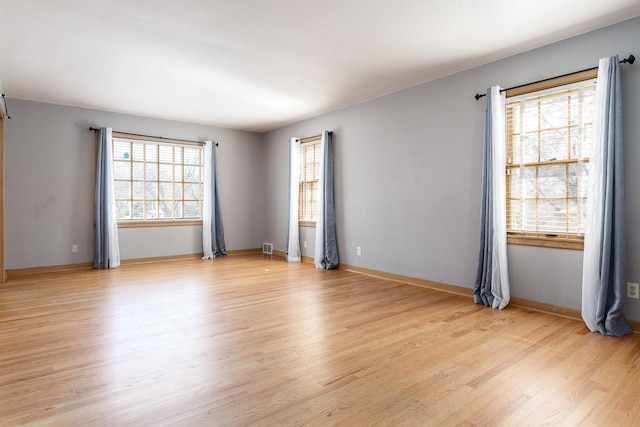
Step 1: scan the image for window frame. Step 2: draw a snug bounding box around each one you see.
[504,69,598,251]
[111,132,204,228]
[298,135,321,227]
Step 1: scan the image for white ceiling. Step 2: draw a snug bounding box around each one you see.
[1,1,640,132]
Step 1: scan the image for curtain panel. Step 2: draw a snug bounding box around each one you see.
[314,131,339,269]
[287,137,302,262]
[93,127,120,269]
[581,56,632,337]
[202,141,227,259]
[474,86,510,309]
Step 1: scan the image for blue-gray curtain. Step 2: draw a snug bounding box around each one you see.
[93,127,120,269]
[202,141,227,259]
[581,56,631,337]
[474,87,510,309]
[314,131,339,269]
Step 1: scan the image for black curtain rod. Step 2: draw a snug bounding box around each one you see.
[474,54,635,100]
[1,94,10,119]
[296,131,333,142]
[89,127,217,146]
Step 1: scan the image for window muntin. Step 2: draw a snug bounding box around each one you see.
[299,140,320,222]
[112,137,203,222]
[506,80,595,239]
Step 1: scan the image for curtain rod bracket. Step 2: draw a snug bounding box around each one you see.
[474,54,635,100]
[621,54,635,64]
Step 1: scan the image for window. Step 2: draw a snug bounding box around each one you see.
[506,73,596,249]
[299,138,320,225]
[112,134,204,224]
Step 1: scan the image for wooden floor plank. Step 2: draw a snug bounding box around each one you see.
[1,253,640,426]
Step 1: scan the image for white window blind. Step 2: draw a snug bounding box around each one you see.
[112,137,204,221]
[299,141,320,222]
[506,80,596,237]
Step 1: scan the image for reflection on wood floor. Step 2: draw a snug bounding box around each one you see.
[1,253,639,426]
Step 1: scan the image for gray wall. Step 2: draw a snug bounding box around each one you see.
[262,17,640,321]
[5,100,264,269]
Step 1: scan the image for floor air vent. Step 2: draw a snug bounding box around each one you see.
[262,243,273,255]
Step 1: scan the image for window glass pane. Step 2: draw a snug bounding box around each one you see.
[567,198,579,234]
[145,144,158,162]
[184,165,199,182]
[523,167,536,198]
[132,182,144,199]
[145,182,158,199]
[145,201,158,218]
[184,183,200,200]
[146,163,158,181]
[132,201,144,219]
[508,104,521,165]
[113,141,130,161]
[582,87,596,120]
[159,183,173,200]
[114,181,131,200]
[523,199,537,232]
[523,102,539,133]
[538,199,566,233]
[159,201,173,218]
[523,134,538,163]
[133,162,144,180]
[174,201,183,218]
[159,145,173,163]
[306,163,315,180]
[184,201,200,218]
[582,124,592,159]
[175,183,183,200]
[569,132,579,159]
[511,135,521,165]
[539,94,569,129]
[508,168,521,199]
[538,164,566,198]
[116,201,130,219]
[174,165,183,181]
[539,128,568,161]
[159,164,173,181]
[568,92,580,125]
[568,163,578,198]
[580,163,589,198]
[509,199,522,231]
[132,145,144,161]
[113,161,131,180]
[184,147,200,165]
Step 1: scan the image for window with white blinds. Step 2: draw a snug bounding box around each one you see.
[112,136,204,222]
[506,79,596,238]
[299,140,320,222]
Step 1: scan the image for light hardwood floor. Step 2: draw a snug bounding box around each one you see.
[1,253,639,426]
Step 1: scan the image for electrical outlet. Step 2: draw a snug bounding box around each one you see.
[356,246,362,256]
[303,241,307,248]
[71,244,78,253]
[627,282,639,299]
